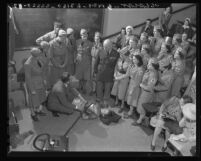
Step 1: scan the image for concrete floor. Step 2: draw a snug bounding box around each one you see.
[9,50,179,154]
[9,95,172,153]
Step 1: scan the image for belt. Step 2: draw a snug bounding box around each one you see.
[154,90,168,93]
[143,89,151,93]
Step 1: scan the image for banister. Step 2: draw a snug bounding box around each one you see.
[102,4,196,41]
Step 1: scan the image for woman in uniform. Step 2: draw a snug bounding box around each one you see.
[150,27,164,58]
[123,55,144,118]
[24,48,47,121]
[48,30,68,88]
[111,55,130,113]
[132,59,159,125]
[170,47,186,98]
[154,61,174,103]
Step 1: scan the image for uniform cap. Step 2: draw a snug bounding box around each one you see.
[66,28,74,35]
[58,30,67,37]
[80,29,88,35]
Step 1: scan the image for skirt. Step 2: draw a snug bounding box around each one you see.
[126,80,141,107]
[111,78,129,100]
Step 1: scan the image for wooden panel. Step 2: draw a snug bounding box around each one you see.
[13,9,104,49]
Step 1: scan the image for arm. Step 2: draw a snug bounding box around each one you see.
[115,66,130,80]
[49,43,60,67]
[36,32,52,45]
[155,75,173,91]
[57,89,74,108]
[141,72,157,91]
[94,53,100,74]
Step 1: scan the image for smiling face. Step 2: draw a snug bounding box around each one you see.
[129,39,137,48]
[132,56,138,65]
[140,34,147,42]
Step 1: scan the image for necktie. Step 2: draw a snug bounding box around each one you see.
[37,60,42,68]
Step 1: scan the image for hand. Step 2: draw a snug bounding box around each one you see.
[44,80,47,85]
[31,91,36,95]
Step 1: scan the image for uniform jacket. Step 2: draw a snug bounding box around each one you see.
[66,38,76,64]
[75,39,93,68]
[48,80,79,108]
[159,12,172,29]
[24,56,46,93]
[49,38,68,67]
[140,25,154,37]
[94,49,120,82]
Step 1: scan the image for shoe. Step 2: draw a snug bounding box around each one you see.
[110,111,121,123]
[31,114,39,121]
[99,113,111,125]
[161,145,167,152]
[150,143,155,151]
[118,108,124,113]
[131,121,141,126]
[35,111,47,116]
[52,112,60,117]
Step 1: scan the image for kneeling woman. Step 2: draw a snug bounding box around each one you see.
[133,59,159,125]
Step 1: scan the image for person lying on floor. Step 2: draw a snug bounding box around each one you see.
[150,95,193,152]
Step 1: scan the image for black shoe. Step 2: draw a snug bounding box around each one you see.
[150,143,155,151]
[161,145,167,152]
[110,111,121,123]
[100,113,112,125]
[131,121,141,126]
[31,114,39,121]
[35,111,47,116]
[52,112,60,117]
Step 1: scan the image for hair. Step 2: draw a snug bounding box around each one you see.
[151,63,159,71]
[165,5,173,14]
[121,27,126,31]
[134,55,143,67]
[61,72,70,83]
[163,63,172,70]
[54,20,62,28]
[146,19,152,22]
[176,37,182,44]
[182,95,193,104]
[165,44,172,53]
[178,51,185,60]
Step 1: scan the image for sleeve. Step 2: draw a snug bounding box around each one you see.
[94,53,100,74]
[36,32,52,45]
[134,70,144,87]
[24,64,34,92]
[49,42,59,67]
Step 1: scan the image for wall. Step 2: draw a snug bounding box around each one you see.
[13,9,104,49]
[102,3,196,37]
